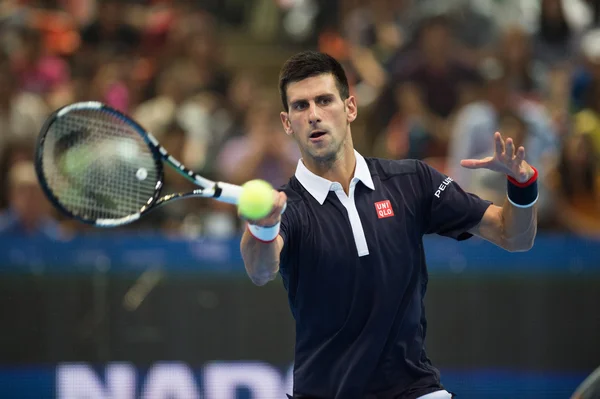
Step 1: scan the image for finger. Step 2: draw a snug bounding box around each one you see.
[516,146,526,162]
[274,191,287,214]
[460,157,493,169]
[263,191,285,218]
[505,138,515,159]
[494,132,505,157]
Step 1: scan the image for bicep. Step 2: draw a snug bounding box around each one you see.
[469,204,505,248]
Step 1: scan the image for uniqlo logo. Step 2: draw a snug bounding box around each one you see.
[375,200,394,219]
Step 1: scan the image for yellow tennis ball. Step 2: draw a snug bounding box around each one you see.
[238,179,275,220]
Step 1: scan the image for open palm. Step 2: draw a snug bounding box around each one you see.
[460,132,534,183]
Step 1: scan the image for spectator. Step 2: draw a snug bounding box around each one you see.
[572,28,600,112]
[224,71,261,138]
[11,27,71,98]
[88,59,130,113]
[79,0,140,56]
[532,0,580,68]
[445,0,499,67]
[179,11,231,97]
[553,132,600,236]
[0,60,48,158]
[0,138,36,210]
[0,161,61,238]
[573,82,600,165]
[497,25,542,100]
[342,0,416,94]
[217,96,299,188]
[386,15,482,159]
[133,59,201,139]
[542,65,572,137]
[396,15,482,120]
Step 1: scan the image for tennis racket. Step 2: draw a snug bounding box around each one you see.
[34,101,259,227]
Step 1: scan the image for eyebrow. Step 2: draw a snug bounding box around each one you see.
[289,93,336,106]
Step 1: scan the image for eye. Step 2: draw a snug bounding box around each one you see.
[293,102,307,111]
[318,97,332,105]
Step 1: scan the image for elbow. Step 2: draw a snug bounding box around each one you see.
[244,261,279,286]
[504,233,536,253]
[506,240,535,252]
[248,271,277,286]
[251,278,270,287]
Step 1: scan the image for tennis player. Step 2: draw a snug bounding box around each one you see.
[240,51,538,399]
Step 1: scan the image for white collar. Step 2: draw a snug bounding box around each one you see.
[295,150,375,205]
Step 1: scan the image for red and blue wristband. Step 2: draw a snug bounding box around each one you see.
[506,166,538,208]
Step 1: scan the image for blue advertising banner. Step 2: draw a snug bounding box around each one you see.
[0,233,598,275]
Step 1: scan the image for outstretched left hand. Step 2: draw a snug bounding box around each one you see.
[460,132,535,183]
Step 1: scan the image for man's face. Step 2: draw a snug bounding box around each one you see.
[280,73,356,164]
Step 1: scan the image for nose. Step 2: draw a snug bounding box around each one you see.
[308,102,321,126]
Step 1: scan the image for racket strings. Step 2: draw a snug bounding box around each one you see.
[41,110,160,221]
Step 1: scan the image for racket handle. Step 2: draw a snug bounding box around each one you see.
[215,182,243,205]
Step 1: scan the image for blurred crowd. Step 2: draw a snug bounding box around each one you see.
[0,0,599,240]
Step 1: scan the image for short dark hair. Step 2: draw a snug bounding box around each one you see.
[278,51,350,112]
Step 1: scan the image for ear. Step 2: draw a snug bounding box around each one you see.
[346,96,357,123]
[280,111,293,135]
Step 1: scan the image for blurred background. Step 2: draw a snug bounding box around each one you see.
[0,0,599,398]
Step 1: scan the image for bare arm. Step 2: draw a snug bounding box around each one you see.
[462,132,538,252]
[241,232,283,285]
[240,191,287,286]
[348,46,388,90]
[470,201,537,252]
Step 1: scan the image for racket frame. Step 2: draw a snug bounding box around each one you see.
[35,101,242,227]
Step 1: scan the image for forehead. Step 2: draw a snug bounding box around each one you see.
[286,73,338,102]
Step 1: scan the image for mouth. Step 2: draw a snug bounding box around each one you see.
[309,130,327,140]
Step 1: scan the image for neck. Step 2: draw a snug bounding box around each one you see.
[302,139,356,194]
